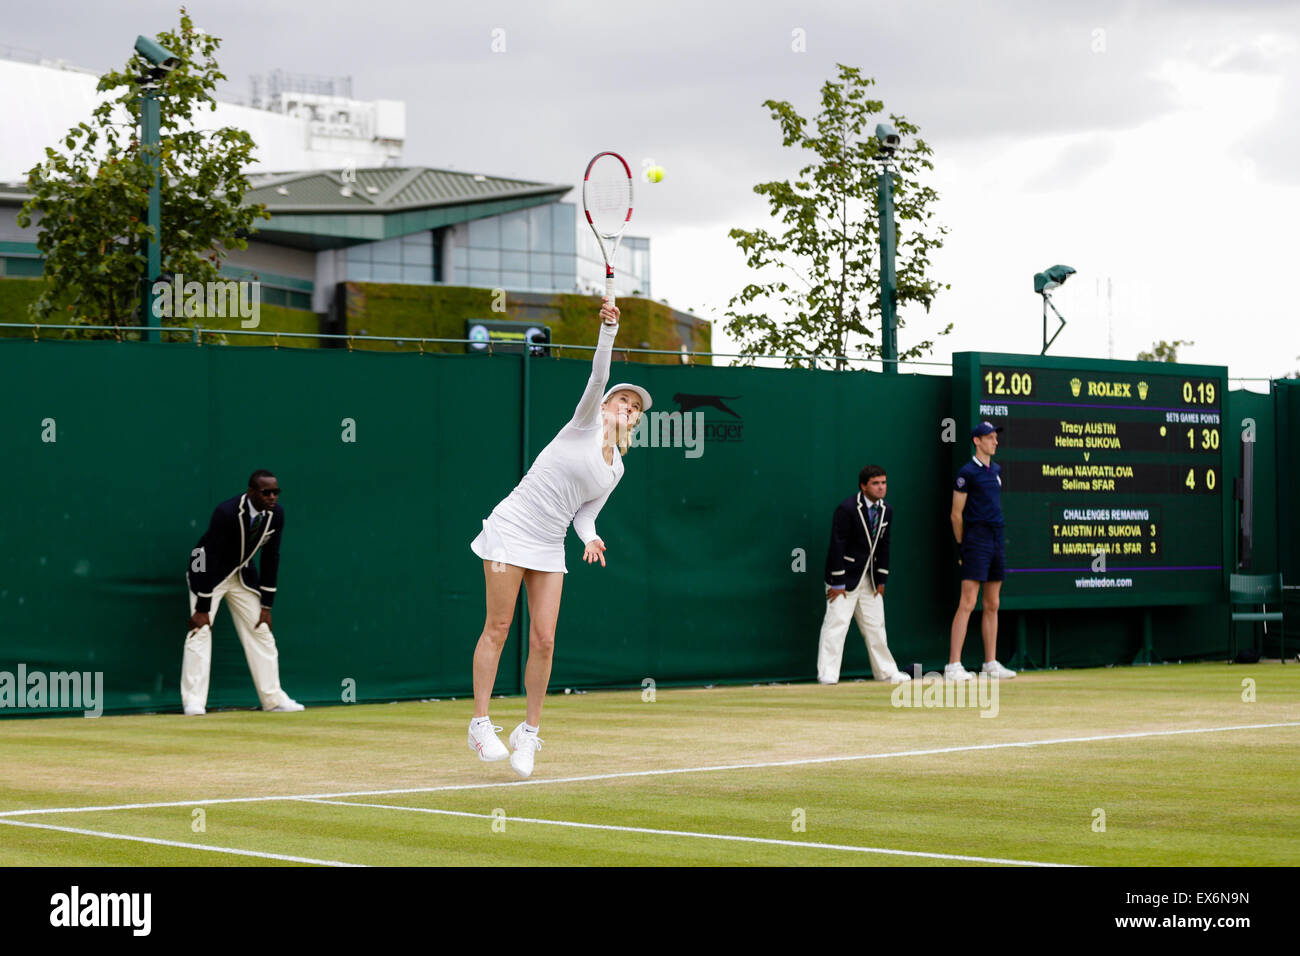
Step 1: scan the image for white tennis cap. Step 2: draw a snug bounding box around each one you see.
[602,383,652,411]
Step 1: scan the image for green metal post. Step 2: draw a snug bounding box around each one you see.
[522,340,531,472]
[1009,613,1040,671]
[1131,608,1164,665]
[877,166,898,374]
[140,89,162,343]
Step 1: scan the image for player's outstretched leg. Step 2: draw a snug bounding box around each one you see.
[509,569,562,777]
[469,560,524,762]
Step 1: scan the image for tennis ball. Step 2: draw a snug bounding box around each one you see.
[646,166,665,183]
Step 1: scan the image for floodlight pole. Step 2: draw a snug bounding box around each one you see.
[877,162,898,374]
[1040,292,1067,355]
[140,83,162,343]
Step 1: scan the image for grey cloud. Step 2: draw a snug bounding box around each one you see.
[1023,136,1117,193]
[1210,43,1281,74]
[1241,61,1300,183]
[5,0,1298,218]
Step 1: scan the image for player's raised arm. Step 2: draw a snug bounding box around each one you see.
[569,301,620,429]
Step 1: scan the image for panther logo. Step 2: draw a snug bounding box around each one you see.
[672,393,743,419]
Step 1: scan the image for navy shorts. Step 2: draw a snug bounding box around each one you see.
[961,524,1005,582]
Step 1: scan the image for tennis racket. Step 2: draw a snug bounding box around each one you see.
[582,151,633,314]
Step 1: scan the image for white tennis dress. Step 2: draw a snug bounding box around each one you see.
[470,321,624,573]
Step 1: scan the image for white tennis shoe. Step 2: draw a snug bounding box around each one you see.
[468,720,509,761]
[943,662,975,681]
[982,661,1017,679]
[508,723,544,778]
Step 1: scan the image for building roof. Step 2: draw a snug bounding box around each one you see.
[0,166,574,251]
[246,166,569,214]
[244,166,572,249]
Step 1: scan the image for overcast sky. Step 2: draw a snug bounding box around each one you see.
[7,0,1300,383]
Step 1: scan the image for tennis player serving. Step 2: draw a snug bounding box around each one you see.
[467,300,652,777]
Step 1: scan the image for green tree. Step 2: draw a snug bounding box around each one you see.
[725,64,950,369]
[1136,339,1193,363]
[18,7,268,337]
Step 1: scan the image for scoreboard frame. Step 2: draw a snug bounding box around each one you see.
[952,351,1231,610]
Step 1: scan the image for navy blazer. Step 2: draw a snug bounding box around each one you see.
[187,493,285,613]
[824,492,892,592]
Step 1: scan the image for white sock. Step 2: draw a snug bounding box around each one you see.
[471,715,492,728]
[523,722,539,735]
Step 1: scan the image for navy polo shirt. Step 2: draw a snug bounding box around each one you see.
[954,456,1003,526]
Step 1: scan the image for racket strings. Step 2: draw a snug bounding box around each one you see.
[584,155,631,236]
[587,180,630,210]
[585,183,630,234]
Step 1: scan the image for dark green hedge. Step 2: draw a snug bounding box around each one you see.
[0,277,320,347]
[343,283,712,364]
[3,277,713,361]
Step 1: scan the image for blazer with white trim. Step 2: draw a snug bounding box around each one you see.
[823,492,892,592]
[187,493,284,613]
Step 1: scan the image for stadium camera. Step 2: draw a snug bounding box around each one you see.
[134,35,180,71]
[875,123,901,158]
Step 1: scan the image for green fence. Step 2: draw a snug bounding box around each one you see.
[0,338,1290,716]
[1275,380,1300,648]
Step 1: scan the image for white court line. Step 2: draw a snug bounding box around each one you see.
[0,818,364,867]
[300,798,1075,867]
[2,720,1296,819]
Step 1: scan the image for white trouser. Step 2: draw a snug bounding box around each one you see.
[816,574,899,683]
[182,570,289,711]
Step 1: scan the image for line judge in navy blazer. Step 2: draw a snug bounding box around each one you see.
[181,470,304,715]
[816,465,910,684]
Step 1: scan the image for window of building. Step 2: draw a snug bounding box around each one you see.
[468,216,499,249]
[337,203,592,294]
[345,230,436,284]
[529,205,552,253]
[499,210,528,251]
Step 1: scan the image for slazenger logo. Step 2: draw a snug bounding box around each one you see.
[50,886,151,936]
[672,393,744,443]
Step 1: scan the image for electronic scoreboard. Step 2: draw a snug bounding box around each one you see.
[953,352,1230,609]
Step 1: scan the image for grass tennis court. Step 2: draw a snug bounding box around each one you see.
[2,662,1297,867]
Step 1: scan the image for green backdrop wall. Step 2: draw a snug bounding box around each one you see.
[1274,380,1300,651]
[0,338,1289,716]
